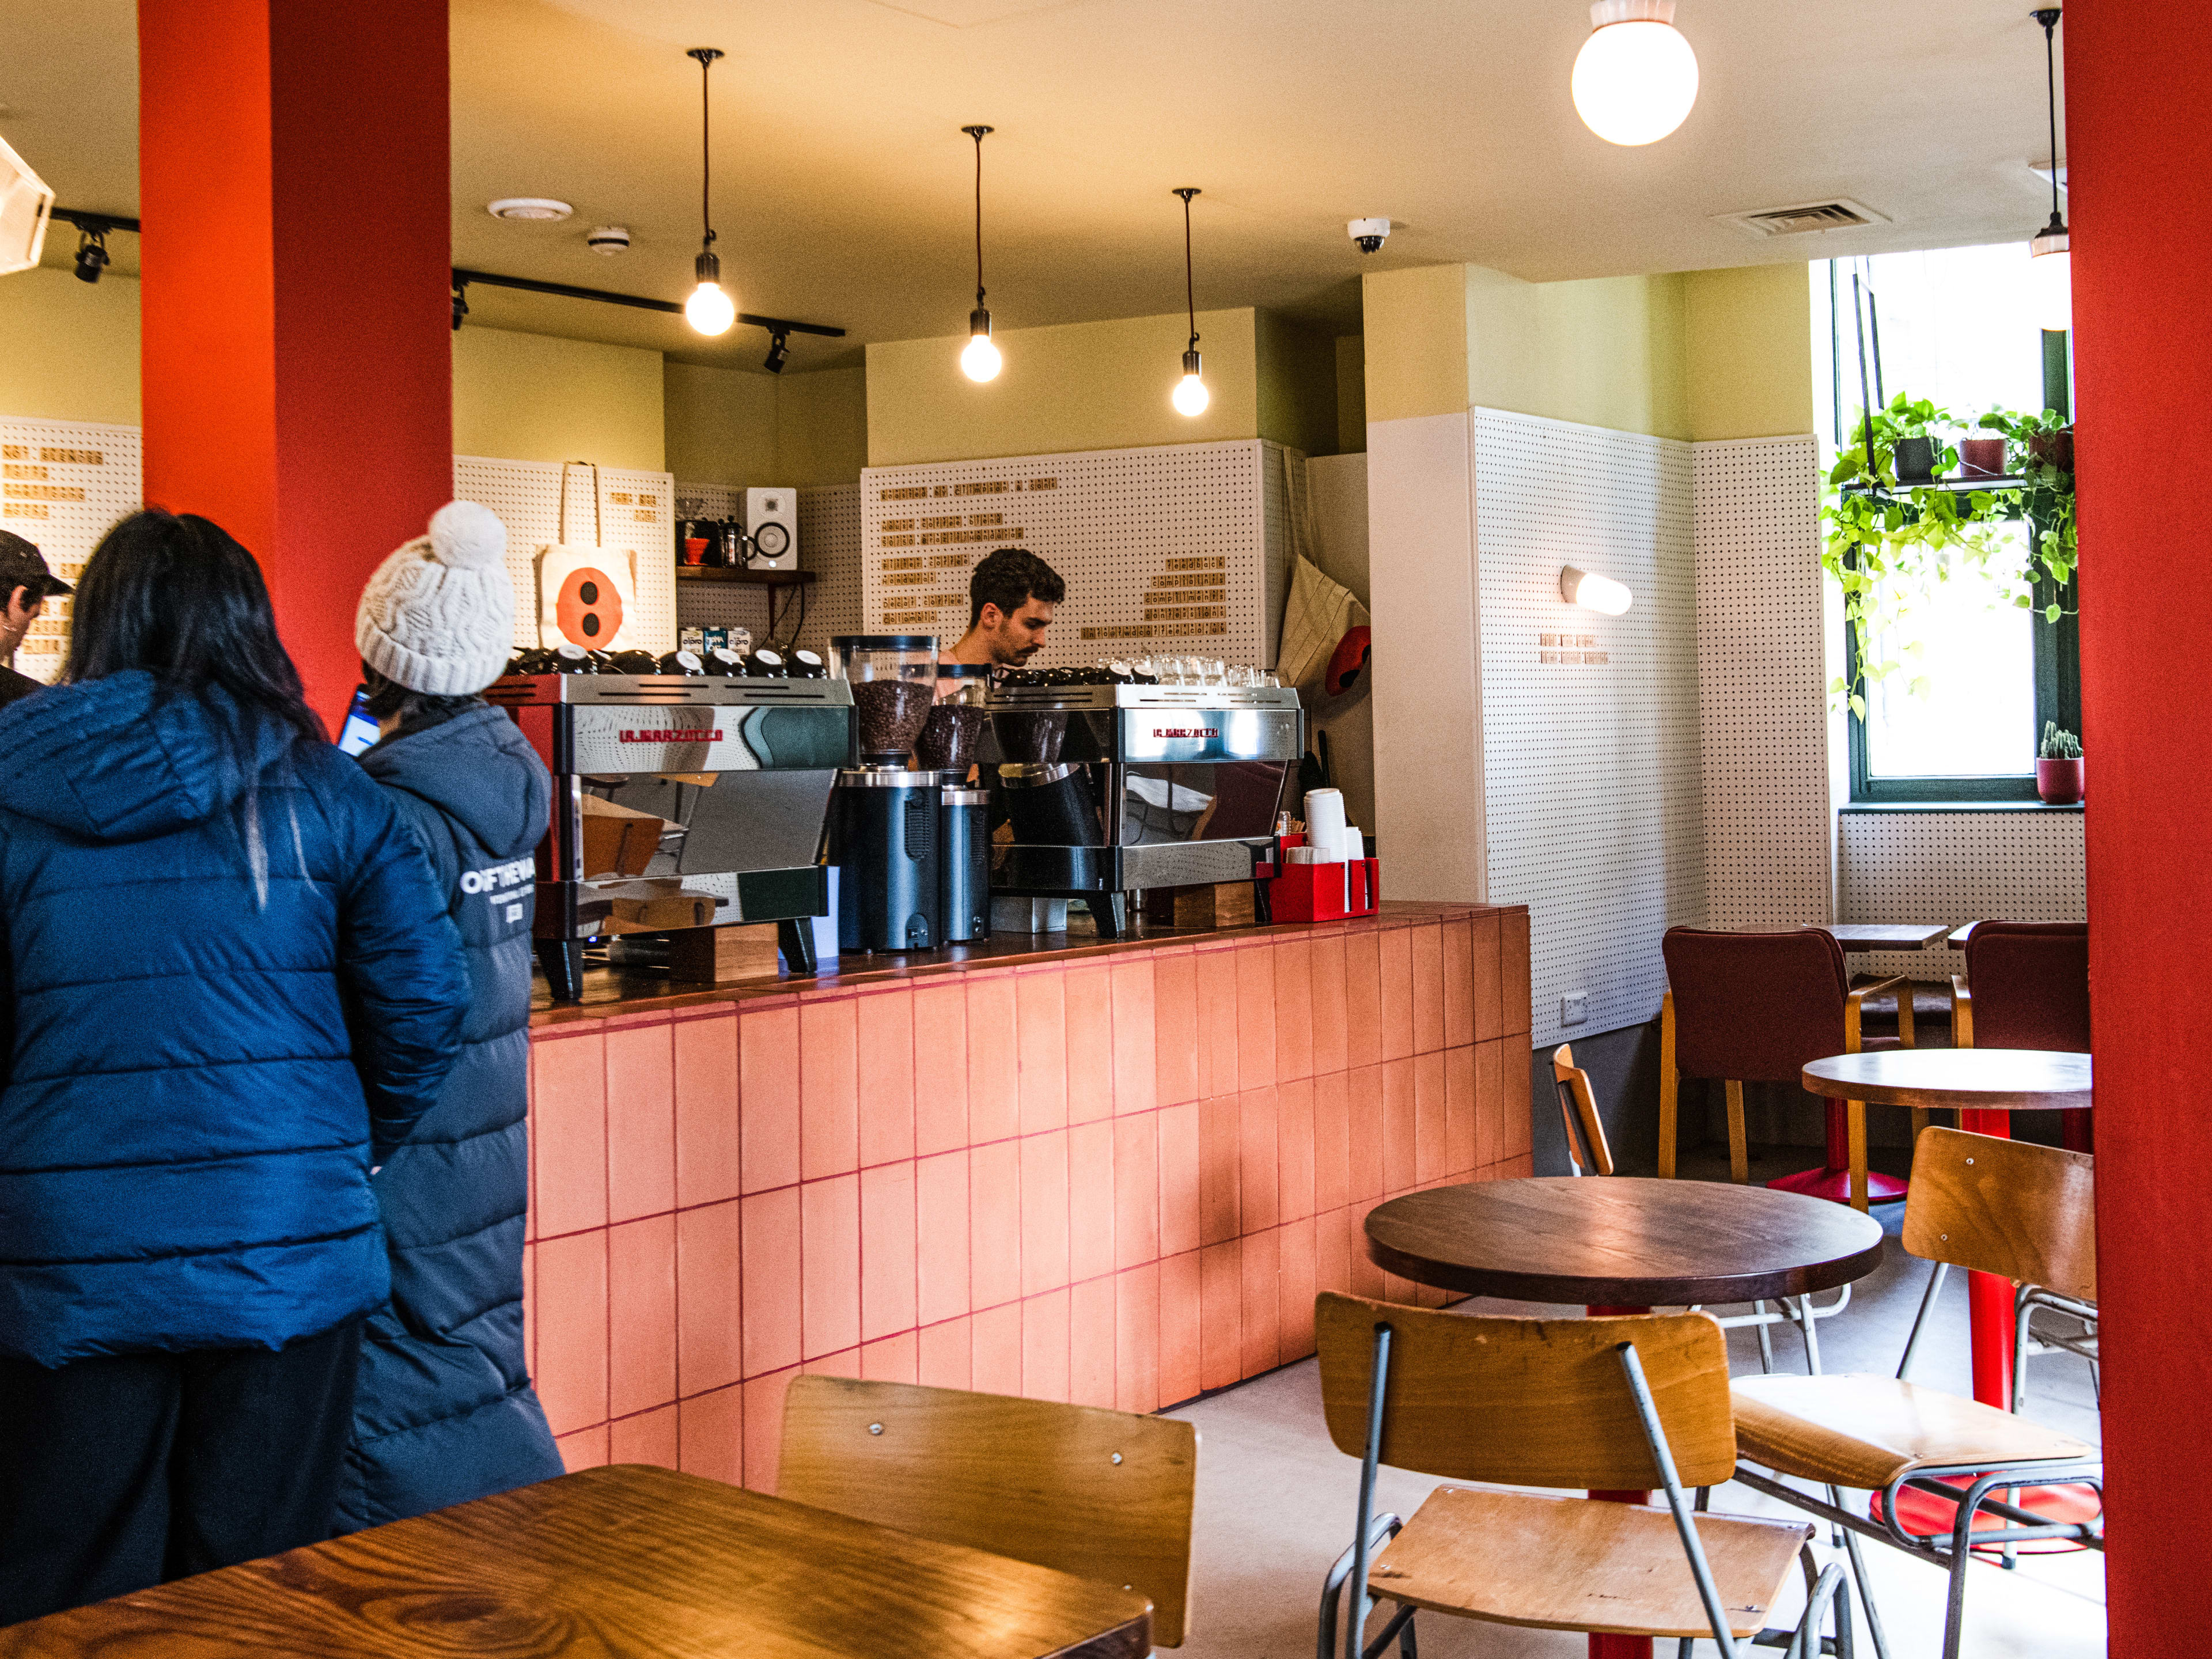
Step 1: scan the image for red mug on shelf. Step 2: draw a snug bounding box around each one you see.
[681,537,709,567]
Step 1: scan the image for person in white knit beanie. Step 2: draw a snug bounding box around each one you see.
[338,501,563,1528]
[355,499,514,702]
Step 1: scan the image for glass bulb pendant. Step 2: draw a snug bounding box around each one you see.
[963,306,1002,382]
[686,249,734,336]
[2029,222,2071,334]
[1172,347,1209,416]
[1572,0,1699,147]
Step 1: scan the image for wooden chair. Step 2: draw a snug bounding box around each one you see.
[1311,1293,1851,1658]
[1728,1127,2102,1659]
[778,1375,1200,1647]
[1951,919,2092,1153]
[1550,1043,1613,1176]
[1660,926,1915,1212]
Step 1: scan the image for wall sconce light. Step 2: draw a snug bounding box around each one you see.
[1560,565,1633,614]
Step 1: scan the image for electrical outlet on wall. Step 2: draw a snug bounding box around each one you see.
[1560,993,1588,1027]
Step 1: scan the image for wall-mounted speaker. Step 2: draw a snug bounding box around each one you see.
[743,487,798,571]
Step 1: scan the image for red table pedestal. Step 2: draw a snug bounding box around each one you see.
[1770,1101,1908,1205]
[1588,1305,1653,1659]
[1960,1107,2016,1406]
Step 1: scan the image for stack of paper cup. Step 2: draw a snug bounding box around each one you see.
[1343,827,1365,862]
[1304,788,1347,862]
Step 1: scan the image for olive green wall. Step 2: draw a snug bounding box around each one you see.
[450,326,665,472]
[662,361,869,487]
[1684,263,1818,439]
[0,267,142,426]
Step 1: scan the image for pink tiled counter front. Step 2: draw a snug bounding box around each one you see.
[520,902,1532,1487]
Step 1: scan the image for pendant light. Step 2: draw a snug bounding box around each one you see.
[2026,8,2071,334]
[683,47,735,336]
[1171,188,1209,417]
[959,126,1001,381]
[1571,1,1699,147]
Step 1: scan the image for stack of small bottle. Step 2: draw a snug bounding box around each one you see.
[1256,786,1378,923]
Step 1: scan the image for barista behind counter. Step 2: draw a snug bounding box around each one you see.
[944,547,1064,670]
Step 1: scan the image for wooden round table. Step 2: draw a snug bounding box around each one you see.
[1365,1178,1884,1659]
[1802,1047,2092,1412]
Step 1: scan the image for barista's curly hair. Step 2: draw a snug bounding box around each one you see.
[968,547,1065,626]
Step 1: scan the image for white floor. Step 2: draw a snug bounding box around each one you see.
[1164,1194,2104,1659]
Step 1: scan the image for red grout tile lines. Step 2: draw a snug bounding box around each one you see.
[523,905,1532,1493]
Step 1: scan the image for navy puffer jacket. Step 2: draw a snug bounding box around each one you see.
[338,705,563,1528]
[0,672,469,1367]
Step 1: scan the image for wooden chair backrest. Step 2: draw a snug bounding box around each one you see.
[1551,1044,1615,1176]
[1901,1126,2096,1304]
[1313,1293,1736,1491]
[778,1375,1200,1646]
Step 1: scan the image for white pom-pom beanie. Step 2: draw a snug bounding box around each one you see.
[355,501,515,696]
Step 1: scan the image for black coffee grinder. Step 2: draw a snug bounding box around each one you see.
[920,662,994,943]
[830,635,942,952]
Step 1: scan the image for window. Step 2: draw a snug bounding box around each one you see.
[1816,244,2078,804]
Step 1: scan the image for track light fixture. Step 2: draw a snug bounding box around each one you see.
[684,47,735,336]
[764,328,791,374]
[1171,188,1208,417]
[960,125,1002,382]
[73,226,108,285]
[452,278,471,332]
[2026,8,2070,333]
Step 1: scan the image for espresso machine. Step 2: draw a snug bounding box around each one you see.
[490,666,854,1000]
[983,670,1305,938]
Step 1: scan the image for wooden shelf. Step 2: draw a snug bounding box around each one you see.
[675,565,816,587]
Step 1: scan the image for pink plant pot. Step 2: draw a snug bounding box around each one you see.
[2036,757,2085,805]
[1958,436,2006,479]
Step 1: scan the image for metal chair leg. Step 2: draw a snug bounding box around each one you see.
[1755,1299,1775,1374]
[1897,1262,1949,1380]
[1828,1486,1891,1659]
[1797,1294,1822,1374]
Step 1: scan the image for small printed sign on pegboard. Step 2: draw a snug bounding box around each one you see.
[859,440,1292,669]
[0,416,143,684]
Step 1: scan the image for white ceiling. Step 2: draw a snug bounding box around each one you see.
[2,0,2066,374]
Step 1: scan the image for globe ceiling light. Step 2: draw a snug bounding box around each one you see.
[1571,0,1700,147]
[2026,8,2071,333]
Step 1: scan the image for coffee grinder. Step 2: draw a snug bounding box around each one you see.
[921,662,994,943]
[829,635,942,952]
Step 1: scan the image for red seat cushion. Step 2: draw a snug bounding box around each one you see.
[1663,928,1851,1084]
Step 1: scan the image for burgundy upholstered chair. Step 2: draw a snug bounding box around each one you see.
[1660,926,1915,1211]
[1953,920,2092,1153]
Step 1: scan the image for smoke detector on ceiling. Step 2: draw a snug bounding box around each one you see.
[1713,198,1888,240]
[487,197,573,221]
[586,225,631,254]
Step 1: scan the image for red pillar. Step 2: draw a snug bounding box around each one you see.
[2066,5,2212,1654]
[138,1,451,724]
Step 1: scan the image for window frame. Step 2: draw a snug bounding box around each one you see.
[1844,507,2080,804]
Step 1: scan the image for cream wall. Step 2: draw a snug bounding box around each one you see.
[1684,263,1817,440]
[450,327,665,473]
[0,268,142,426]
[865,306,1339,467]
[665,361,869,488]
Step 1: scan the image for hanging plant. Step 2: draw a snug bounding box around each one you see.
[1974,406,2077,613]
[1820,396,2024,716]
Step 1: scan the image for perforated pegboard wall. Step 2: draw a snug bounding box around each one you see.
[453,456,676,653]
[794,484,862,658]
[1472,408,1703,1047]
[1839,809,2086,984]
[858,440,1288,669]
[670,480,773,647]
[1693,436,1831,927]
[0,416,142,684]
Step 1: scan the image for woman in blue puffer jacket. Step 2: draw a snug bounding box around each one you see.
[0,510,469,1624]
[336,501,564,1528]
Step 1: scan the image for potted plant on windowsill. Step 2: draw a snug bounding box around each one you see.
[2037,722,2084,805]
[1883,395,1957,484]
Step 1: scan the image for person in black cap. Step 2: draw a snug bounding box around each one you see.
[0,532,73,706]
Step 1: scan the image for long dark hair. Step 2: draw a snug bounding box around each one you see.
[67,510,324,899]
[67,509,324,744]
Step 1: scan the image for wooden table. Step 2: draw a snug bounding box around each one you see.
[0,1464,1153,1658]
[1366,1178,1884,1659]
[1816,922,1954,953]
[1802,1048,2091,1412]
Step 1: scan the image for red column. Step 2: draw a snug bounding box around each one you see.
[2066,5,2212,1655]
[138,1,451,724]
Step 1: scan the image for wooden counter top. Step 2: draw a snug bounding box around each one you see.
[531,899,1518,1028]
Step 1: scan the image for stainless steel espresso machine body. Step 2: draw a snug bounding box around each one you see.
[984,681,1305,938]
[490,673,854,1000]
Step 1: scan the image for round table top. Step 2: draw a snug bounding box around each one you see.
[1801,1048,2092,1111]
[1363,1177,1886,1307]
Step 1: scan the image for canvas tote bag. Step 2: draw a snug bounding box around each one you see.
[536,461,641,650]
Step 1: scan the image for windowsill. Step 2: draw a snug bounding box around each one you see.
[1838,800,2084,814]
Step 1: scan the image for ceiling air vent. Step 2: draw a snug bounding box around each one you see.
[1714,198,1888,239]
